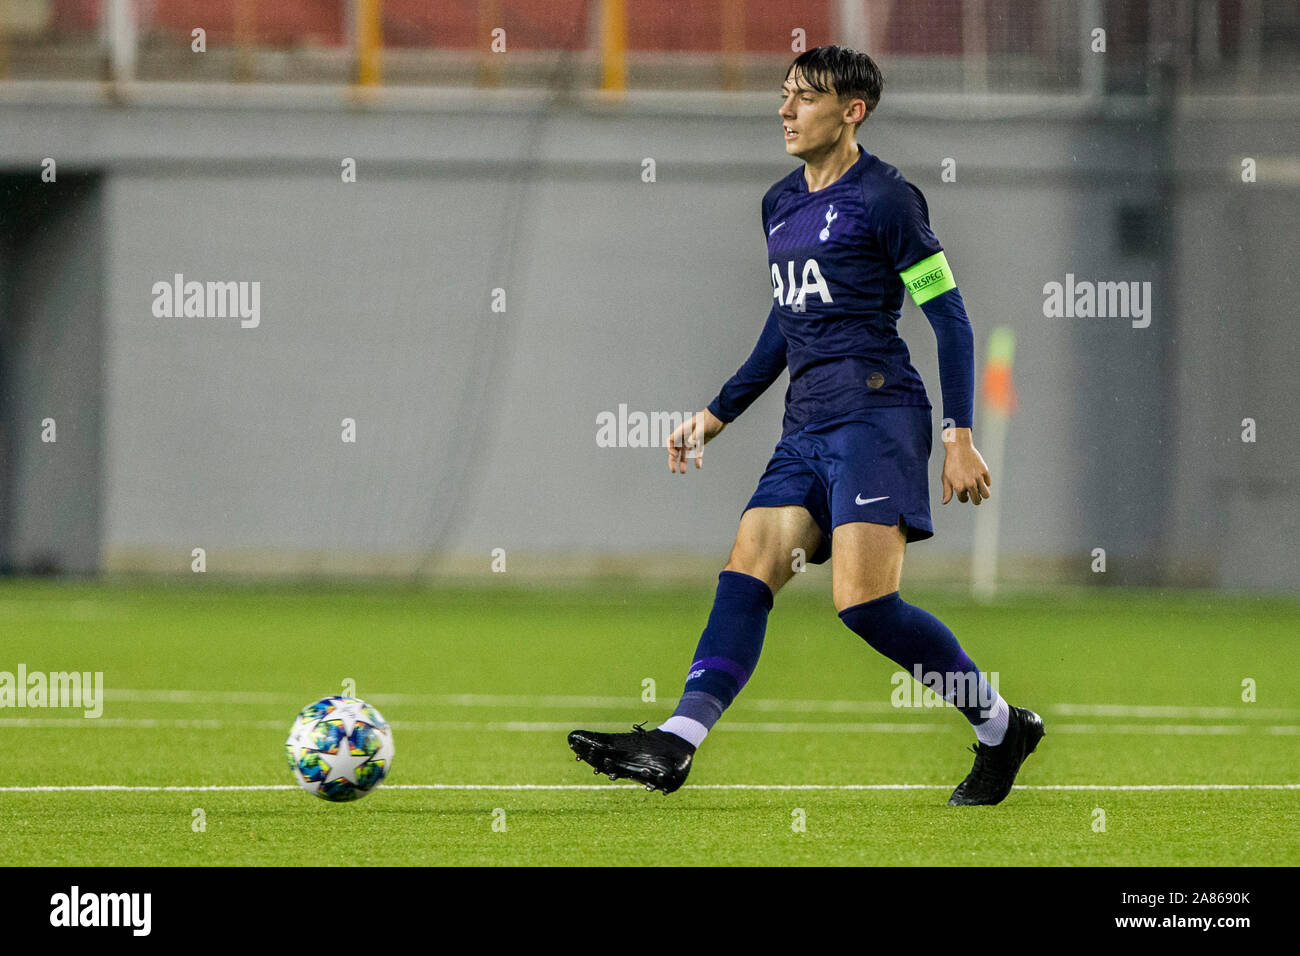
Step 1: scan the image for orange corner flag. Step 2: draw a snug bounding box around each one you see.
[981,327,1018,417]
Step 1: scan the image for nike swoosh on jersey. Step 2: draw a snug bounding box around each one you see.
[768,221,786,235]
[854,494,890,505]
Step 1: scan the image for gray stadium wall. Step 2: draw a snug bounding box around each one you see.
[0,87,1295,590]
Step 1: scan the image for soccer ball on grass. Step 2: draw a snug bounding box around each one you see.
[285,696,394,801]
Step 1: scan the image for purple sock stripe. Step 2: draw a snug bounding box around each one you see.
[689,656,752,689]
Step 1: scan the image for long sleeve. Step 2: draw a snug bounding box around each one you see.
[878,181,975,430]
[918,287,974,429]
[706,304,788,423]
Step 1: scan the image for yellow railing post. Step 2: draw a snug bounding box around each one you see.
[721,0,744,91]
[478,0,501,87]
[357,0,382,87]
[600,0,626,94]
[234,0,255,82]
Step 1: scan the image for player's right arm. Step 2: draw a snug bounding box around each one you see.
[667,303,788,473]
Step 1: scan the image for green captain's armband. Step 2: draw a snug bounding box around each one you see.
[900,251,956,306]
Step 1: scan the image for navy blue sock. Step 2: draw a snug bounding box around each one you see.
[659,570,774,747]
[838,592,1008,742]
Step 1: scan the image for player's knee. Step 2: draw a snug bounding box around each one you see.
[723,550,790,595]
[833,581,897,614]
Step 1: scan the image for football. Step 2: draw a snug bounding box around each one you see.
[285,696,395,802]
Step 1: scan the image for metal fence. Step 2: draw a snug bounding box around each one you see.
[0,0,1294,95]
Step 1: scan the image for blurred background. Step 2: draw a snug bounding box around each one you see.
[0,0,1296,592]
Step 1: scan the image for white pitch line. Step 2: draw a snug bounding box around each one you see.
[0,783,1296,793]
[0,718,246,728]
[1052,702,1300,720]
[98,689,906,713]
[0,718,936,732]
[459,721,944,734]
[98,689,1300,720]
[1048,723,1251,736]
[1,717,1297,736]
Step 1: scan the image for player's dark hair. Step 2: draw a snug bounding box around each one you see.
[785,45,884,128]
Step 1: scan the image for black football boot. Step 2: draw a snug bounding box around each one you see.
[948,706,1045,806]
[568,723,695,794]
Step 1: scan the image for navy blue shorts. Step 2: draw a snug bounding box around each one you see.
[743,405,935,564]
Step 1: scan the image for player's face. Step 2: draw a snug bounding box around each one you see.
[778,69,856,158]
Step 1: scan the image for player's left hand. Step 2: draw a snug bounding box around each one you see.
[940,427,992,506]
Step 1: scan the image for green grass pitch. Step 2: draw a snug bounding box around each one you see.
[0,578,1297,866]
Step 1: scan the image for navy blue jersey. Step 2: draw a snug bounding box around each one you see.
[709,143,972,438]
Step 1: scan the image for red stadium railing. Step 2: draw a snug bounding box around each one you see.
[0,0,1289,94]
